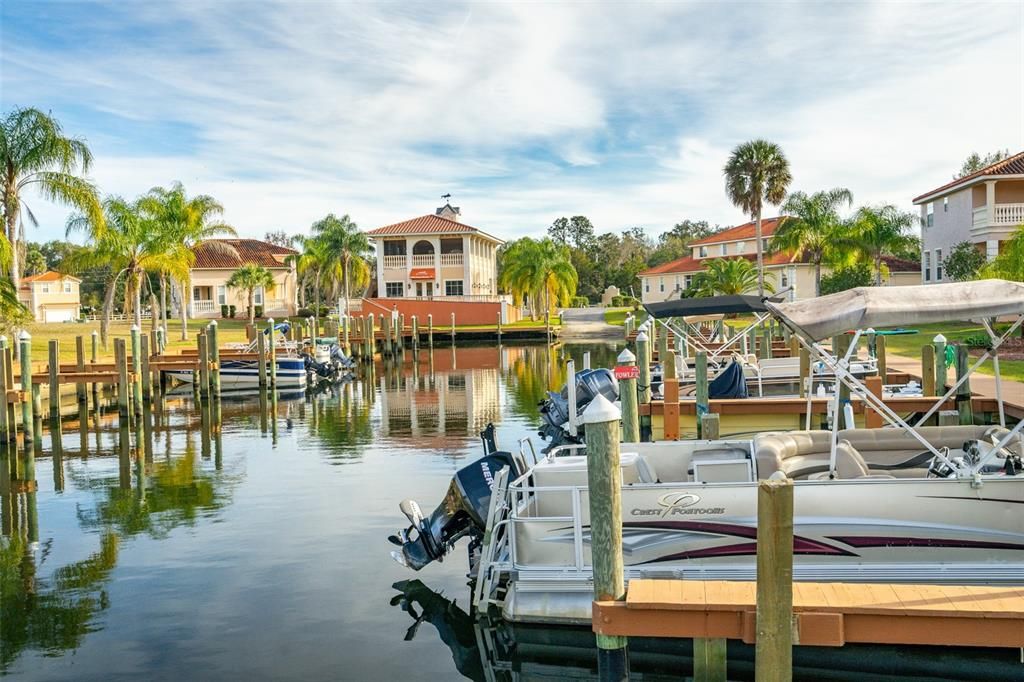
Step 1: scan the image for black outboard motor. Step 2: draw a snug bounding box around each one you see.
[539,368,619,429]
[390,426,519,571]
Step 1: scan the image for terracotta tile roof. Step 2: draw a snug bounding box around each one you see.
[640,250,804,276]
[365,214,504,243]
[688,217,785,246]
[913,150,1024,203]
[881,256,921,273]
[21,271,80,283]
[191,239,297,269]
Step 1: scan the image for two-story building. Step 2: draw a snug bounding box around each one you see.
[187,239,299,318]
[913,150,1024,283]
[366,203,503,300]
[638,217,919,303]
[18,271,82,322]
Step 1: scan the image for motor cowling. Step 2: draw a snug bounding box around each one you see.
[539,368,619,429]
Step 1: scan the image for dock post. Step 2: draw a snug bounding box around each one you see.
[256,332,267,390]
[19,332,34,444]
[582,394,629,681]
[427,314,433,348]
[657,328,668,365]
[788,335,799,361]
[566,359,578,437]
[411,315,419,350]
[545,310,551,344]
[208,320,221,398]
[583,351,591,371]
[48,340,60,416]
[130,325,143,416]
[267,318,277,388]
[798,347,810,398]
[921,344,936,397]
[90,330,101,408]
[140,335,152,402]
[198,331,212,401]
[700,412,720,440]
[695,351,709,437]
[114,338,129,419]
[617,349,639,443]
[365,313,374,361]
[955,345,973,425]
[933,334,947,393]
[496,312,502,344]
[450,313,456,344]
[761,326,771,360]
[693,638,727,682]
[756,475,794,681]
[75,336,86,403]
[398,314,405,351]
[381,314,392,357]
[876,334,887,382]
[0,339,10,443]
[833,335,851,417]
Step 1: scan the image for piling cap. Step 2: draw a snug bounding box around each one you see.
[130,325,139,331]
[617,348,636,363]
[865,328,875,334]
[91,330,98,336]
[267,317,274,324]
[209,319,218,327]
[636,331,648,342]
[933,333,947,343]
[19,330,30,340]
[582,392,622,425]
[0,335,6,343]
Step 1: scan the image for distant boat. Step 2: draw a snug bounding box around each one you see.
[163,357,307,388]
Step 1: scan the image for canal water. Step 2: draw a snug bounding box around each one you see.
[0,343,1019,680]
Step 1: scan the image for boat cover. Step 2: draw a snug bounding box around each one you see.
[709,360,748,399]
[644,294,782,319]
[771,280,1024,341]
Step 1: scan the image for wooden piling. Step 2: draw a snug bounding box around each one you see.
[657,328,668,365]
[382,314,392,357]
[130,326,143,416]
[140,334,152,402]
[75,336,86,403]
[411,315,419,349]
[0,341,10,443]
[398,314,405,351]
[788,335,799,361]
[582,394,629,680]
[876,334,887,382]
[208,320,221,397]
[114,338,129,418]
[756,476,794,681]
[700,412,720,440]
[48,340,60,415]
[833,335,851,410]
[256,332,267,389]
[496,312,502,343]
[198,332,211,400]
[695,351,709,435]
[19,333,34,444]
[450,312,456,343]
[427,314,433,348]
[761,327,772,360]
[267,318,277,388]
[617,349,639,443]
[693,637,727,682]
[921,344,936,397]
[955,345,973,425]
[933,334,947,394]
[636,330,651,406]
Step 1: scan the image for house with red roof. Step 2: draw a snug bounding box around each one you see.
[913,150,1024,284]
[366,203,504,300]
[18,271,82,322]
[638,218,920,303]
[187,239,298,318]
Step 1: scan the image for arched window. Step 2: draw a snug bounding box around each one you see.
[412,240,435,255]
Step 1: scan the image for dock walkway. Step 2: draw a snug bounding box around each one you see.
[886,351,1024,406]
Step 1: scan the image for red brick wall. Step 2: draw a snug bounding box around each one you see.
[364,298,509,326]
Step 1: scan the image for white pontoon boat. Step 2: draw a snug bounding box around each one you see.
[390,280,1024,624]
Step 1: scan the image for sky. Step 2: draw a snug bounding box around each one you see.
[2,1,1023,245]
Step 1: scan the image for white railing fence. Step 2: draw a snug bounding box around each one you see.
[994,203,1024,225]
[382,255,407,269]
[411,254,435,267]
[439,253,464,266]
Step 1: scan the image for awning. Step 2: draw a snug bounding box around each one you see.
[770,280,1024,341]
[409,268,435,280]
[644,294,782,319]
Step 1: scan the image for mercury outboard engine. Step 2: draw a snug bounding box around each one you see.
[539,368,619,430]
[390,425,519,571]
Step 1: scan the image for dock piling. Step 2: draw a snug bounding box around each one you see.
[130,326,143,416]
[695,351,709,435]
[496,312,502,344]
[198,332,211,401]
[208,320,221,397]
[0,339,10,443]
[114,338,129,418]
[933,334,947,393]
[756,475,794,681]
[876,334,887,381]
[617,349,639,443]
[256,332,267,389]
[48,340,60,415]
[955,345,973,425]
[921,344,936,397]
[450,313,456,343]
[140,334,152,402]
[19,332,34,444]
[268,318,277,388]
[75,336,86,403]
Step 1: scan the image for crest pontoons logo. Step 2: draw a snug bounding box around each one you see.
[657,492,702,517]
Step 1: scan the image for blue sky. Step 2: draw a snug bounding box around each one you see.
[2,1,1023,244]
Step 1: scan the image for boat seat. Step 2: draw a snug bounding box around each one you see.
[530,452,658,517]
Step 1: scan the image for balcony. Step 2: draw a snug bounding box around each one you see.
[971,203,1024,238]
[411,254,435,267]
[382,255,407,269]
[190,299,217,316]
[439,253,463,266]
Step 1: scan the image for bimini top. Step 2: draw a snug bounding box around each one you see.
[644,294,781,319]
[770,280,1024,341]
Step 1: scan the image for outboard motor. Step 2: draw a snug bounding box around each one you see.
[390,426,519,571]
[539,368,619,430]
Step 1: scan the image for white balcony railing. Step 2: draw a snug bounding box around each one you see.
[190,300,216,315]
[411,254,435,267]
[994,203,1024,225]
[439,253,464,266]
[382,255,407,269]
[263,299,289,312]
[972,203,1024,237]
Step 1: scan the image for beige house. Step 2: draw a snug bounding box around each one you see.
[639,218,920,303]
[18,271,81,322]
[913,150,1024,283]
[366,203,504,300]
[187,239,299,318]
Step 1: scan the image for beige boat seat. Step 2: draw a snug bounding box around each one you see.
[531,452,658,517]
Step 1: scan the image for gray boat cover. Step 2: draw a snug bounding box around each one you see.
[645,294,782,319]
[771,280,1024,341]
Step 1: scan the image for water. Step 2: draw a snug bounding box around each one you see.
[1,342,1019,680]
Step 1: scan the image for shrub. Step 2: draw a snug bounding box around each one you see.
[255,305,264,318]
[820,264,872,295]
[571,296,589,308]
[317,305,330,317]
[221,304,230,318]
[297,307,314,318]
[229,305,237,318]
[945,241,986,282]
[611,295,624,306]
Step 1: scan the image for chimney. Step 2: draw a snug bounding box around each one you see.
[435,203,461,222]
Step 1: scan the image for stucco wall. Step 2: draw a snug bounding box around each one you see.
[921,188,972,284]
[190,267,296,316]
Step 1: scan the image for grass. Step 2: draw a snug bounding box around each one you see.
[871,322,1024,383]
[604,307,648,327]
[454,318,560,331]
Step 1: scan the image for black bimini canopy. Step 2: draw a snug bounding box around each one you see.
[644,294,781,319]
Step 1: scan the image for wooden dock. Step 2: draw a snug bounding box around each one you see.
[594,579,1024,649]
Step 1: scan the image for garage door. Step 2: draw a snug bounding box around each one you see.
[43,307,77,323]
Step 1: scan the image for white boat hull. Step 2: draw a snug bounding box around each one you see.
[163,358,307,388]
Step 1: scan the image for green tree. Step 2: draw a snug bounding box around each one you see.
[0,234,31,337]
[692,258,773,297]
[820,263,872,295]
[548,215,595,250]
[22,242,46,275]
[955,150,1010,179]
[773,188,855,296]
[264,230,294,248]
[310,213,371,326]
[851,204,919,286]
[980,225,1024,282]
[0,107,102,291]
[649,220,719,267]
[227,263,276,323]
[499,237,577,318]
[140,183,236,339]
[944,241,986,282]
[724,139,792,296]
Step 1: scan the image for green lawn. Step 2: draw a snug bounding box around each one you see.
[871,322,1024,383]
[604,307,648,327]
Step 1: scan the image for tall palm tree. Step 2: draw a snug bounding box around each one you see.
[139,183,236,340]
[310,213,371,346]
[499,237,577,319]
[773,188,855,296]
[692,258,772,297]
[288,234,333,314]
[723,140,792,296]
[851,205,919,285]
[227,264,276,324]
[1,107,102,290]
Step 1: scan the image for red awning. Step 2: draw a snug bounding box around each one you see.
[409,268,435,280]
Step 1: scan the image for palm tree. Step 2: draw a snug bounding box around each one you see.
[0,234,31,338]
[692,258,772,297]
[1,107,102,290]
[288,234,333,314]
[139,183,236,340]
[227,264,276,324]
[723,140,792,296]
[851,205,919,285]
[310,214,371,346]
[773,188,855,296]
[499,237,577,319]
